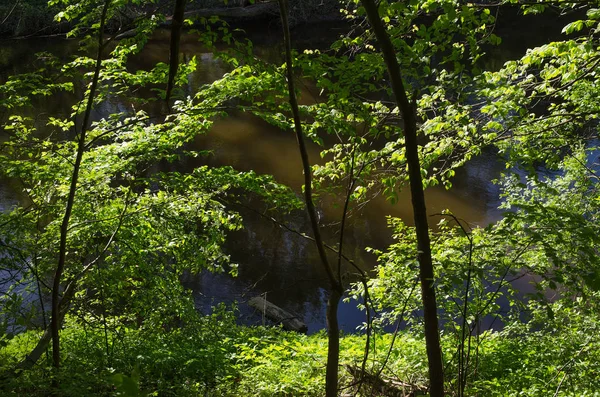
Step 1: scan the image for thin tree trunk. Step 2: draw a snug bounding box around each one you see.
[22,277,77,372]
[51,0,111,371]
[277,1,343,396]
[0,274,78,387]
[166,0,187,108]
[325,288,342,397]
[2,190,130,383]
[0,0,20,26]
[360,1,445,396]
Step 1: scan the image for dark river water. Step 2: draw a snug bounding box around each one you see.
[0,13,568,333]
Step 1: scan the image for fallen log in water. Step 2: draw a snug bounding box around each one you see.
[249,296,308,333]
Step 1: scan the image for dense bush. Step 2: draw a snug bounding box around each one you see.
[1,306,243,396]
[469,297,600,397]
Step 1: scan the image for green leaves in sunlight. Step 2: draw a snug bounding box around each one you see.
[0,0,302,380]
[2,0,600,395]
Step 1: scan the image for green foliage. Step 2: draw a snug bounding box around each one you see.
[303,0,503,202]
[2,0,600,395]
[0,0,301,380]
[470,295,600,396]
[2,305,598,396]
[497,151,600,295]
[478,1,600,171]
[0,306,243,396]
[360,150,600,394]
[0,313,431,397]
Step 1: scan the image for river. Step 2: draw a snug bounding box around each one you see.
[0,13,567,333]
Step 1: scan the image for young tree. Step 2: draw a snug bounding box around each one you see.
[277,1,345,395]
[350,0,600,393]
[359,0,445,394]
[50,0,111,372]
[0,0,300,385]
[217,0,499,393]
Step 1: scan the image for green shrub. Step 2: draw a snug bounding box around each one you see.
[2,301,599,396]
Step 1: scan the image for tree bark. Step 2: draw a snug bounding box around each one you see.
[325,288,342,397]
[360,0,445,396]
[277,1,343,396]
[166,0,187,108]
[50,0,111,371]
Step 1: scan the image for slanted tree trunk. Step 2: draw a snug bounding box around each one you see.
[277,1,344,396]
[166,0,187,108]
[360,0,445,395]
[0,0,20,26]
[51,0,112,372]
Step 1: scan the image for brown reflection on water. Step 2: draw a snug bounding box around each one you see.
[198,112,323,191]
[188,101,500,331]
[134,28,503,331]
[0,27,504,332]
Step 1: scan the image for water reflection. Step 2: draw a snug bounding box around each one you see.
[182,107,503,332]
[0,25,508,332]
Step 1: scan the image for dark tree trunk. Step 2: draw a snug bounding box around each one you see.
[325,288,342,397]
[50,0,111,372]
[166,0,187,108]
[360,0,445,396]
[277,1,343,396]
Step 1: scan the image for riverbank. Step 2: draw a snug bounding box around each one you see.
[0,0,343,38]
[0,0,60,37]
